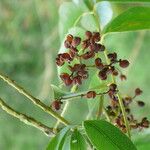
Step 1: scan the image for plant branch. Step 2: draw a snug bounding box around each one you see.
[0,97,54,137]
[103,107,111,122]
[92,5,131,137]
[103,50,131,138]
[96,95,104,119]
[53,85,78,131]
[0,72,70,126]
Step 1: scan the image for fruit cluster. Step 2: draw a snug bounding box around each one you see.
[56,31,129,86]
[52,31,149,132]
[106,87,149,132]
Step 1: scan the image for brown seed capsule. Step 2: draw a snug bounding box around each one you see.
[51,100,62,110]
[120,74,127,81]
[86,91,96,98]
[82,51,95,59]
[61,53,72,61]
[98,70,107,80]
[66,34,73,43]
[135,88,143,96]
[82,40,89,50]
[137,101,145,107]
[109,83,117,91]
[60,73,72,86]
[73,76,82,85]
[56,57,64,66]
[95,58,104,69]
[95,43,102,53]
[85,31,92,39]
[141,117,149,128]
[64,41,71,48]
[72,37,81,47]
[93,32,100,42]
[107,52,117,62]
[112,70,118,76]
[119,59,129,68]
[99,45,105,51]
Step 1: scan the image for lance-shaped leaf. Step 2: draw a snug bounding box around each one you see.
[46,127,70,150]
[83,120,137,150]
[102,6,150,34]
[70,129,87,150]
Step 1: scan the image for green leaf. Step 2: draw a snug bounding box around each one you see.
[59,2,84,40]
[51,84,68,99]
[103,6,150,34]
[46,127,70,150]
[83,120,137,150]
[70,129,87,150]
[96,0,150,2]
[62,135,72,150]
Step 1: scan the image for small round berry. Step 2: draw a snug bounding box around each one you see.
[82,51,95,59]
[82,40,89,50]
[119,59,129,68]
[66,34,73,43]
[99,45,105,51]
[85,31,92,39]
[51,100,62,110]
[56,57,64,66]
[73,76,82,85]
[98,71,107,80]
[64,41,71,48]
[72,37,81,47]
[86,91,96,98]
[120,74,127,81]
[60,73,72,86]
[137,101,145,107]
[112,70,118,76]
[109,83,117,91]
[93,32,100,42]
[135,88,143,96]
[107,53,117,61]
[95,58,104,69]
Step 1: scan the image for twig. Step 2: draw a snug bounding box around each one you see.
[96,95,104,119]
[103,49,131,138]
[0,97,54,137]
[0,72,70,126]
[53,85,78,131]
[103,107,111,122]
[93,6,131,137]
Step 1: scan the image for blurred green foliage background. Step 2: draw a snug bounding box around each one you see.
[0,0,149,150]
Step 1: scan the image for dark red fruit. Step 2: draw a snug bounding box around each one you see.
[93,32,100,42]
[66,34,73,43]
[60,73,72,86]
[85,31,92,39]
[109,83,117,91]
[98,71,107,80]
[135,88,143,96]
[137,101,145,107]
[72,37,81,47]
[51,100,62,110]
[86,91,96,98]
[120,74,127,81]
[119,59,129,68]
